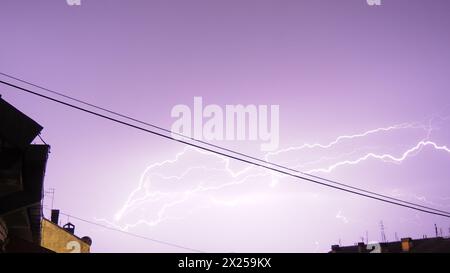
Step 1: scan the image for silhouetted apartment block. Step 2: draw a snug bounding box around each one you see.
[0,95,91,253]
[0,95,50,252]
[330,237,450,253]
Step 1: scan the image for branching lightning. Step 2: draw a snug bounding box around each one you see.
[105,117,450,232]
[306,140,450,174]
[264,122,426,158]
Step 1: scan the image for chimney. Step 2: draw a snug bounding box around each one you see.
[51,209,60,225]
[63,222,75,235]
[357,242,366,253]
[331,245,340,252]
[401,238,413,252]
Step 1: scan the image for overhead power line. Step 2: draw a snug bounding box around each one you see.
[1,76,450,219]
[3,72,449,216]
[42,207,204,253]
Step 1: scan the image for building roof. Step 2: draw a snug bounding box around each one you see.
[0,96,43,150]
[330,237,450,253]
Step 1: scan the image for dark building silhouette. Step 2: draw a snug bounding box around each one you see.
[330,237,450,253]
[0,94,51,252]
[0,95,92,253]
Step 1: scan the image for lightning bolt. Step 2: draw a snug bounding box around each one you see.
[107,116,450,232]
[114,146,266,227]
[336,210,349,224]
[108,168,268,230]
[264,122,426,158]
[389,189,450,210]
[306,140,450,174]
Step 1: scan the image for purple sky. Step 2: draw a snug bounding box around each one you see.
[1,0,450,252]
